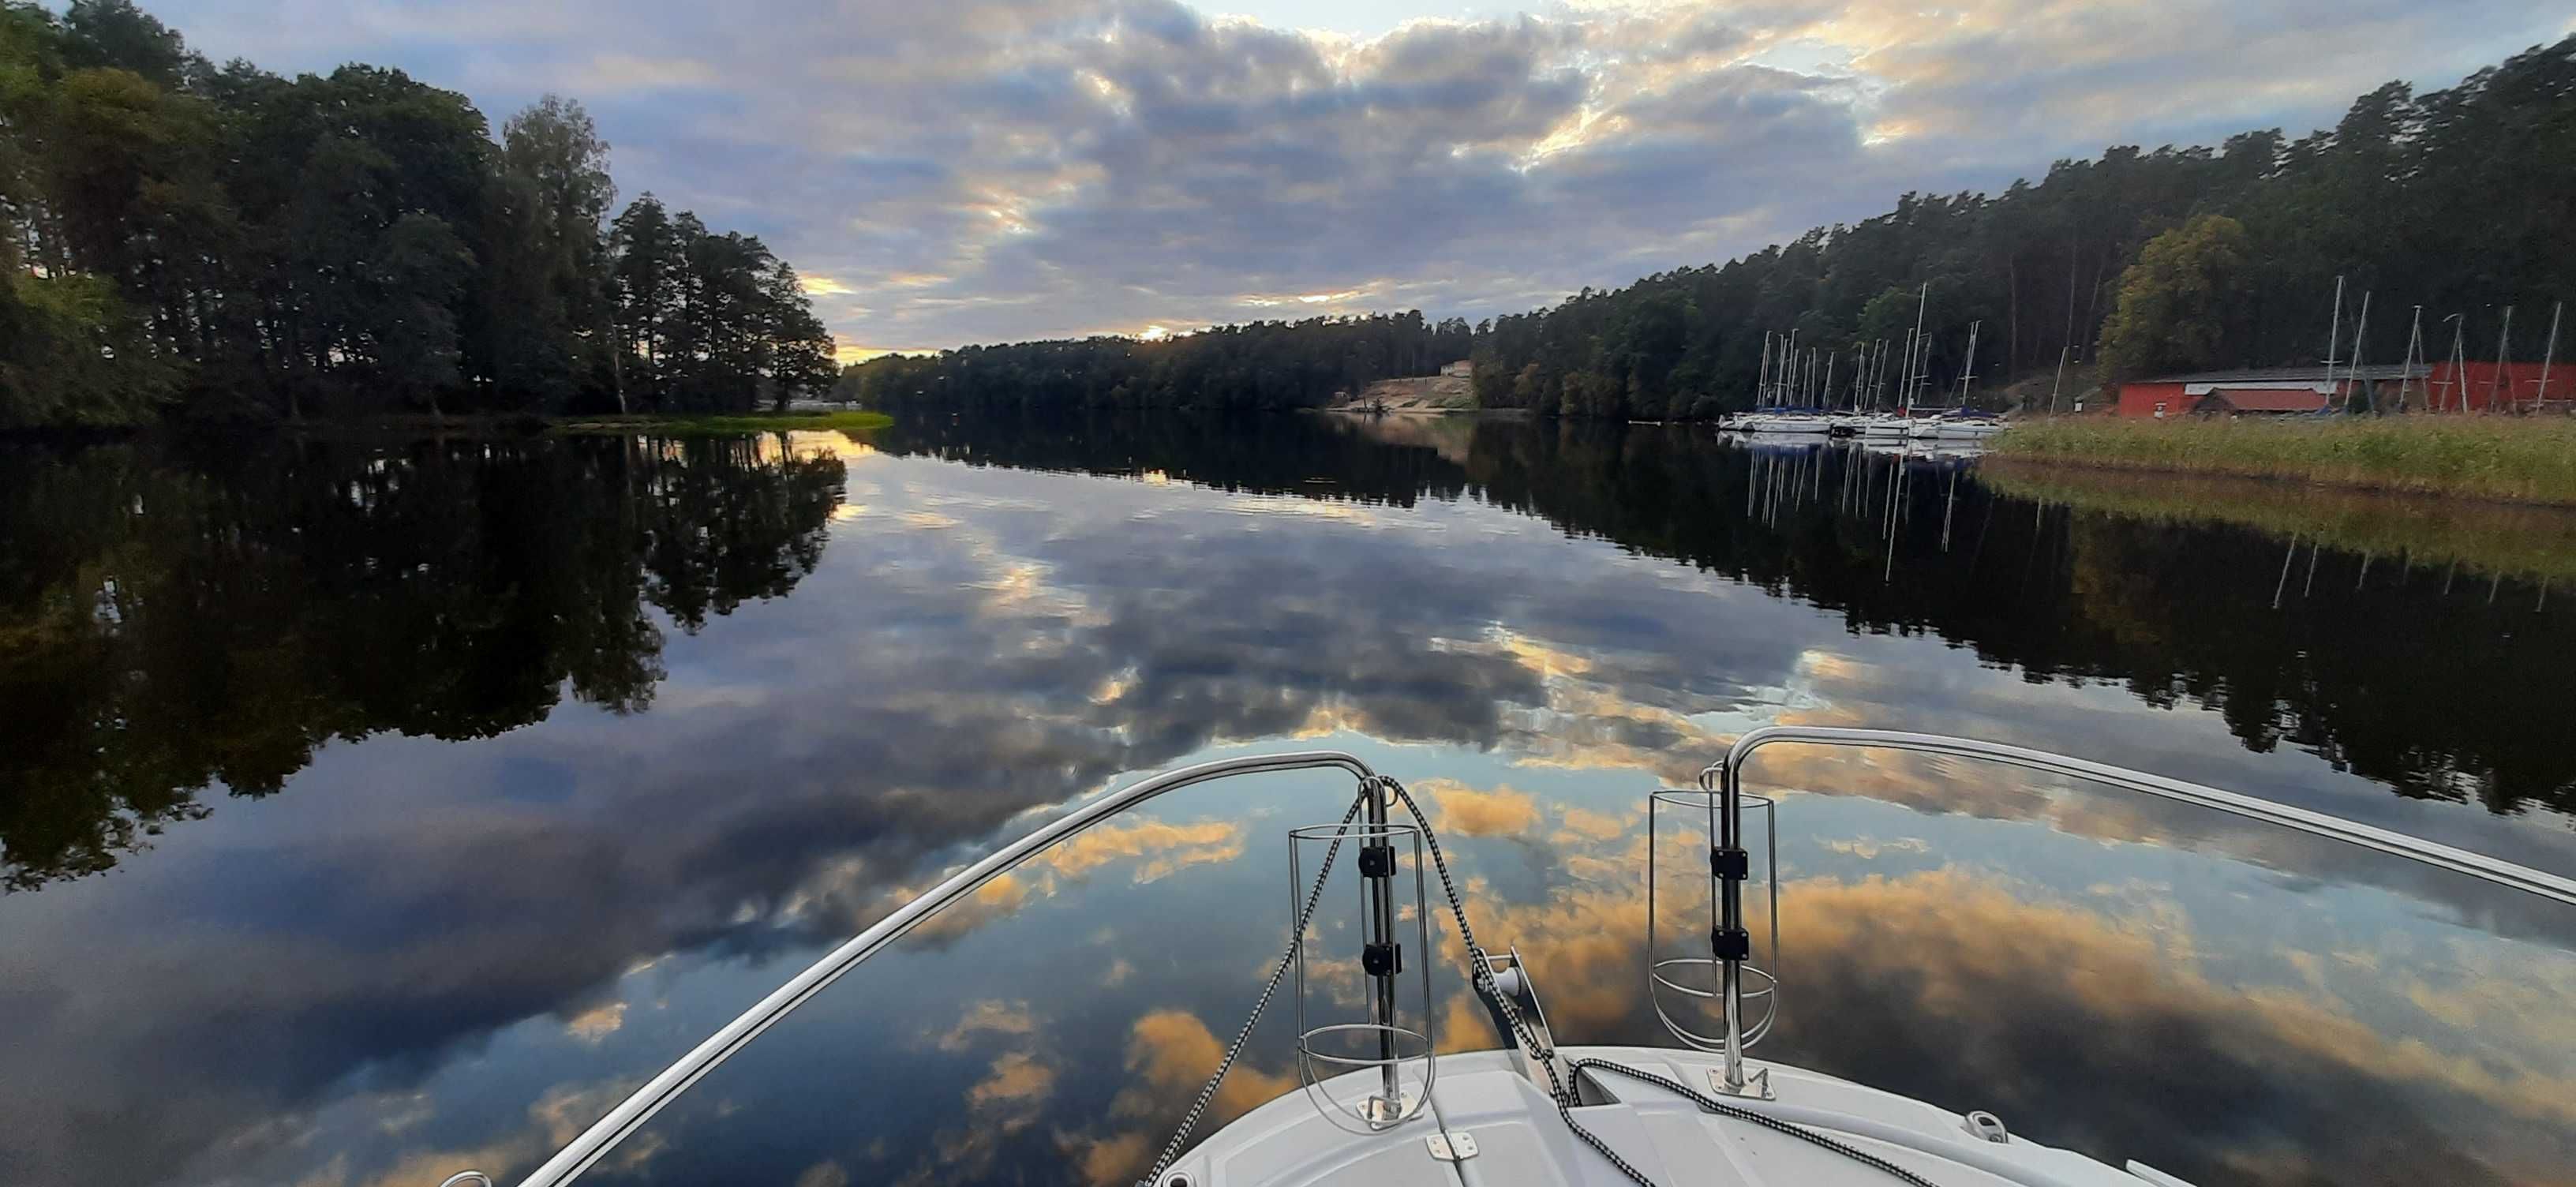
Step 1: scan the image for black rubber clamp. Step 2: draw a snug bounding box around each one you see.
[1362,942,1403,976]
[1712,927,1750,961]
[1712,847,1750,881]
[1357,844,1397,878]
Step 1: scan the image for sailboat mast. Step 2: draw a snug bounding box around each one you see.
[2397,305,2424,413]
[1783,330,1797,408]
[2488,306,2513,411]
[2537,301,2562,409]
[1906,283,1928,417]
[1876,339,1891,410]
[2049,345,2069,414]
[1894,330,1915,415]
[2342,290,2372,414]
[2444,314,2469,413]
[1957,320,1981,406]
[1757,332,1773,410]
[2323,275,2345,399]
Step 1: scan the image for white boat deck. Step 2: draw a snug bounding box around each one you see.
[1161,1047,2162,1187]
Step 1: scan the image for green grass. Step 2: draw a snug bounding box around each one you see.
[1983,459,2576,583]
[548,410,893,435]
[1993,416,2576,504]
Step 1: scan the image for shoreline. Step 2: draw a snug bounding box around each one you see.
[1990,418,2576,507]
[1979,459,2576,582]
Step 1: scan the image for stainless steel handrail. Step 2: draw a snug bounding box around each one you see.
[507,751,1380,1187]
[1709,725,2576,1093]
[495,730,2576,1182]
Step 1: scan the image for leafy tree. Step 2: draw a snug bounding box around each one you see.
[373,212,474,411]
[486,94,615,410]
[2099,214,2249,382]
[611,192,680,394]
[0,268,178,426]
[763,262,837,408]
[59,0,192,88]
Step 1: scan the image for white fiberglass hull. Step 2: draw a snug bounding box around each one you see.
[1741,415,1834,435]
[1908,421,2004,440]
[1170,1045,2183,1187]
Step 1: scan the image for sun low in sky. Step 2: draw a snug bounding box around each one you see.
[158,0,2574,355]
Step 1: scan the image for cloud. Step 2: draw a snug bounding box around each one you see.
[1434,865,2576,1185]
[560,1001,626,1045]
[16,432,2573,1187]
[333,1077,658,1187]
[937,999,1039,1051]
[793,1162,850,1187]
[1039,817,1245,882]
[1117,1009,1297,1121]
[148,0,2570,352]
[1551,805,1627,844]
[1065,1130,1150,1187]
[1418,777,1542,837]
[965,1050,1058,1109]
[560,52,719,94]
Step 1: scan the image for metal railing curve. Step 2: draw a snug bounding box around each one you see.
[502,751,1380,1187]
[1704,725,2576,1093]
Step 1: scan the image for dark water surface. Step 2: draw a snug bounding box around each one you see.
[5,414,2573,1187]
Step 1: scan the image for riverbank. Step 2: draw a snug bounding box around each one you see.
[1993,418,2576,504]
[1327,372,1477,412]
[1981,460,2576,584]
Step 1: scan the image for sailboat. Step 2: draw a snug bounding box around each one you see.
[1905,320,2002,440]
[1736,331,1834,434]
[1848,288,1930,439]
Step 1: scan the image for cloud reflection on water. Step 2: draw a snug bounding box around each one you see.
[1,421,2571,1187]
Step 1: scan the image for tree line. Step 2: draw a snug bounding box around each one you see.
[843,312,1473,413]
[0,1,836,429]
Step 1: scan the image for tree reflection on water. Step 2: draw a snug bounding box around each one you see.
[0,433,844,890]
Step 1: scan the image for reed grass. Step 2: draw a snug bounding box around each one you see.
[1983,459,2576,582]
[1992,417,2576,505]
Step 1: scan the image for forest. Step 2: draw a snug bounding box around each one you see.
[0,1,837,429]
[849,36,2575,421]
[843,312,1474,412]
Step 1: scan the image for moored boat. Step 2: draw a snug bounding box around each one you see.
[1736,410,1837,435]
[1905,412,2004,440]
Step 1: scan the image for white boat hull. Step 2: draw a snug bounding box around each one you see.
[1907,421,2004,440]
[1170,1045,2182,1187]
[1739,415,1834,435]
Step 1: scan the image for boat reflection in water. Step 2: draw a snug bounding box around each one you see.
[0,413,2570,1187]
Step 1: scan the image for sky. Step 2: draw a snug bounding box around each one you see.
[142,0,2576,360]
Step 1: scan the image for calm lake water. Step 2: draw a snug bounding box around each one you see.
[5,414,2574,1187]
